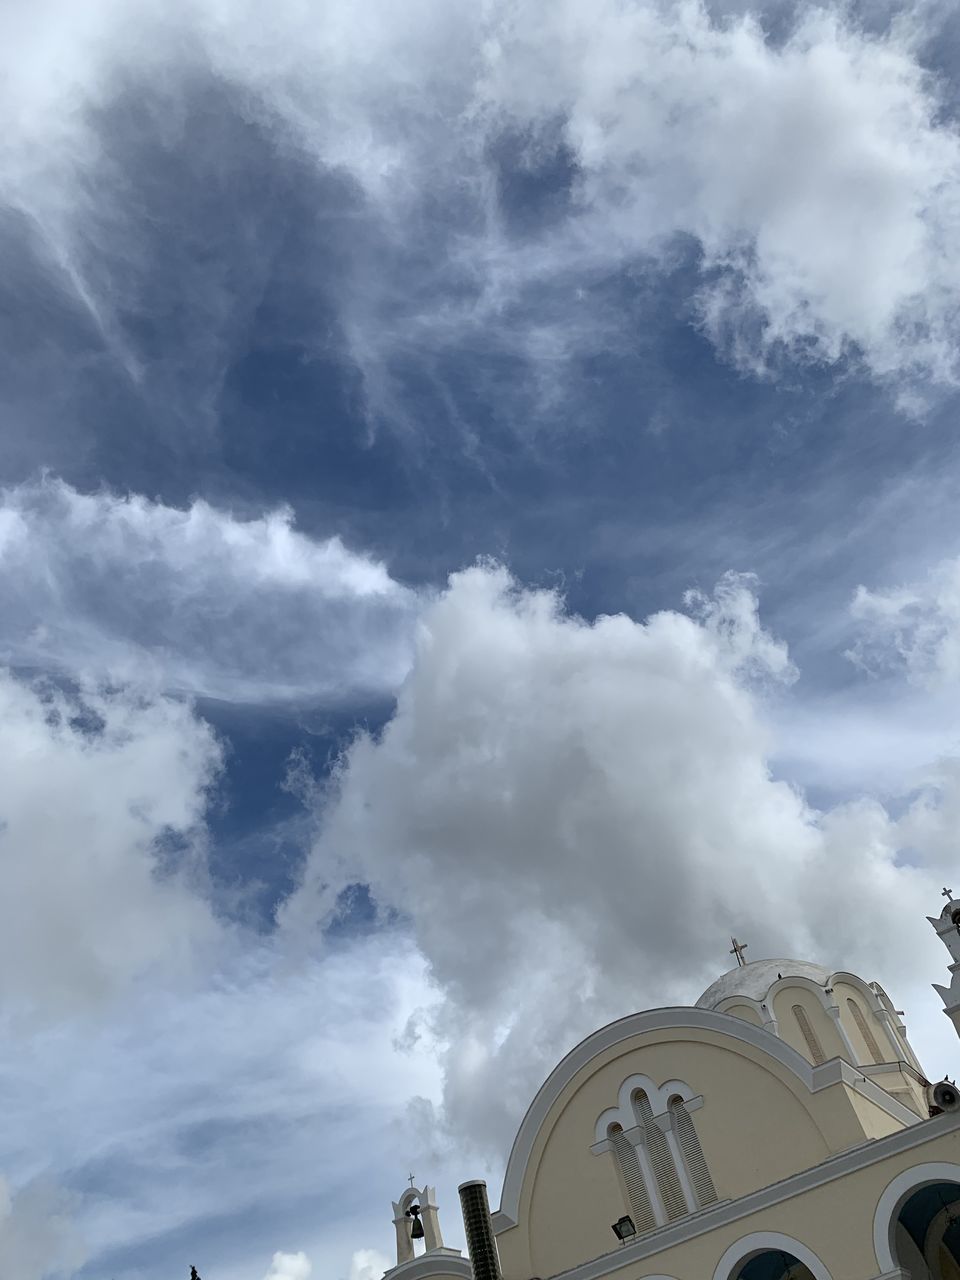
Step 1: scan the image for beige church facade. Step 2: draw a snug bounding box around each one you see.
[385,893,960,1280]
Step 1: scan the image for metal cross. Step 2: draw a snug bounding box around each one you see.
[407,1173,416,1189]
[943,887,954,900]
[730,937,748,967]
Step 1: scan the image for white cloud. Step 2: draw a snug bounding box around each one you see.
[475,2,960,385]
[0,935,445,1280]
[348,1248,390,1280]
[0,477,419,702]
[849,553,960,686]
[283,564,960,1156]
[264,1249,312,1280]
[3,0,960,412]
[0,666,223,1015]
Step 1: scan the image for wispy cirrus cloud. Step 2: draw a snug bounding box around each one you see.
[0,477,420,702]
[1,934,446,1280]
[2,0,960,447]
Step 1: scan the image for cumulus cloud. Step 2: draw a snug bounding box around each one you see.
[0,666,222,1014]
[848,553,960,686]
[2,0,959,423]
[264,1249,312,1280]
[0,477,419,702]
[283,564,959,1155]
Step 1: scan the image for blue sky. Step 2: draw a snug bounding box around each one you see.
[4,1,960,1277]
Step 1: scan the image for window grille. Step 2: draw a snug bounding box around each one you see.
[608,1126,656,1234]
[633,1091,687,1222]
[847,998,883,1064]
[669,1097,717,1208]
[792,1004,826,1065]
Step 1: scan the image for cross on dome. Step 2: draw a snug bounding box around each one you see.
[943,887,954,901]
[729,937,748,968]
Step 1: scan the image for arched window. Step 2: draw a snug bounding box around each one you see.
[669,1096,717,1208]
[633,1090,687,1222]
[607,1123,656,1234]
[891,1178,960,1279]
[792,1004,825,1065]
[847,998,883,1064]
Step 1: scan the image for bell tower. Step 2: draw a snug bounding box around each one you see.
[928,886,960,1041]
[391,1179,445,1266]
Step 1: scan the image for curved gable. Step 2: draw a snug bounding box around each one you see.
[490,1007,894,1280]
[494,1008,818,1231]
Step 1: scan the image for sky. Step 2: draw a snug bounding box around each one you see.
[4,0,960,1276]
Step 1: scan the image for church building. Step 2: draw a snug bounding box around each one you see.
[384,891,960,1280]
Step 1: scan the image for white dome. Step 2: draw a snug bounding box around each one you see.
[696,959,832,1009]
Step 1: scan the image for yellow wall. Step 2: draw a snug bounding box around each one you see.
[833,981,887,1065]
[725,1003,763,1028]
[771,988,846,1065]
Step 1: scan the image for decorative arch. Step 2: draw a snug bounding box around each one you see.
[770,979,852,1059]
[399,1187,421,1213]
[495,1007,820,1231]
[831,971,904,1063]
[872,1161,960,1272]
[594,1072,668,1142]
[768,975,835,1007]
[711,1231,834,1280]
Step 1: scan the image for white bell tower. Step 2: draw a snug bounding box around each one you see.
[390,1179,445,1266]
[928,886,960,1041]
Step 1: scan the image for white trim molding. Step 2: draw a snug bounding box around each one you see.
[871,1160,960,1273]
[711,1230,833,1280]
[382,1248,471,1280]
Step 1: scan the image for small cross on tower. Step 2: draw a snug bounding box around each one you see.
[943,887,954,901]
[407,1173,416,1189]
[730,937,748,968]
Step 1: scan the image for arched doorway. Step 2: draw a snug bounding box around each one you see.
[892,1180,960,1279]
[734,1253,816,1280]
[713,1232,831,1280]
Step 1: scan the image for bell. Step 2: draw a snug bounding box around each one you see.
[410,1215,425,1240]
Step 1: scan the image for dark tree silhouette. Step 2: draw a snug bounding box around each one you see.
[190,1269,202,1280]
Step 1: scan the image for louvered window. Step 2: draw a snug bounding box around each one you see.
[847,998,883,1064]
[669,1097,717,1208]
[633,1091,687,1222]
[792,1004,826,1065]
[608,1126,656,1234]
